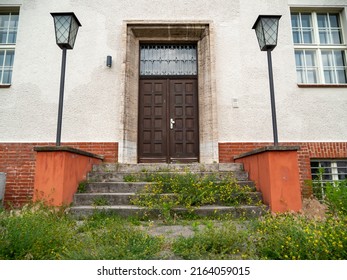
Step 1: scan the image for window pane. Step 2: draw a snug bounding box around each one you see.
[297,70,304,83]
[305,51,316,66]
[317,14,327,28]
[319,31,328,44]
[140,44,197,76]
[324,70,335,83]
[2,70,11,84]
[292,31,300,44]
[334,51,345,67]
[0,31,7,44]
[322,51,333,66]
[7,31,16,44]
[307,70,317,83]
[0,14,9,28]
[9,14,19,28]
[5,50,14,66]
[0,50,4,66]
[295,51,303,66]
[291,14,299,28]
[301,14,312,27]
[337,70,347,83]
[337,161,347,180]
[331,31,342,44]
[329,14,339,28]
[303,31,313,43]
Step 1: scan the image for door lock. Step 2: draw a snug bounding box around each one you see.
[170,118,175,129]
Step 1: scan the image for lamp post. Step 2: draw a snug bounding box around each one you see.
[252,15,281,146]
[51,12,81,146]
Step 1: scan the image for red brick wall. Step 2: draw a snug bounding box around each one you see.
[0,142,118,207]
[219,142,347,198]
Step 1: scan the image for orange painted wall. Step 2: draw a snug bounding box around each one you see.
[0,142,117,207]
[236,149,302,212]
[33,150,102,206]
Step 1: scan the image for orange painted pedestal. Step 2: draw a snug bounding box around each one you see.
[235,146,302,213]
[33,146,103,206]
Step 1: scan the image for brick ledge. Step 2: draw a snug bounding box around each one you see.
[234,146,300,160]
[34,146,104,160]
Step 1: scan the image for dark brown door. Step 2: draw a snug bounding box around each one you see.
[138,78,199,163]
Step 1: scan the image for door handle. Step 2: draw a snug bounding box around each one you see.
[170,118,175,129]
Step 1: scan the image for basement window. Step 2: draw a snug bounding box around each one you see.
[310,159,347,199]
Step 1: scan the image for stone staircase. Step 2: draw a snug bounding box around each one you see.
[68,163,268,219]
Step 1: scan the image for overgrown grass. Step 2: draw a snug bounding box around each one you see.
[1,203,346,260]
[0,204,163,260]
[172,221,253,259]
[171,214,347,260]
[251,214,347,260]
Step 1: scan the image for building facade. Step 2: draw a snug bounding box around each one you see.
[0,0,346,207]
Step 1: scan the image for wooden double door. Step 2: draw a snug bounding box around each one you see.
[138,78,199,163]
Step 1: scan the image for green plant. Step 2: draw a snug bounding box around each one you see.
[324,180,347,216]
[123,174,138,182]
[172,221,252,259]
[0,205,163,260]
[67,212,163,259]
[131,172,260,221]
[308,167,347,216]
[92,197,109,206]
[251,213,347,260]
[0,203,77,259]
[77,180,88,193]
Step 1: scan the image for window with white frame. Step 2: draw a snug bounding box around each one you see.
[0,10,19,85]
[291,10,347,85]
[311,159,347,199]
[311,160,347,182]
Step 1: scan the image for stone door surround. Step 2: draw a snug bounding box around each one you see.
[120,21,218,163]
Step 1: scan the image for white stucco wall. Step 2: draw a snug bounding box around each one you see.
[0,0,346,143]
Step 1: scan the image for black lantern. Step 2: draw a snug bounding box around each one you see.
[252,15,281,51]
[252,15,281,146]
[51,12,81,49]
[51,13,81,146]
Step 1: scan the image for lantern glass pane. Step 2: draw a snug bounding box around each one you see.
[262,17,279,46]
[54,15,71,44]
[68,17,79,48]
[255,21,265,50]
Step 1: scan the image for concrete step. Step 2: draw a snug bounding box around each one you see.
[74,193,136,206]
[73,192,263,206]
[87,170,249,182]
[82,181,256,193]
[82,182,156,193]
[92,163,244,173]
[68,205,268,219]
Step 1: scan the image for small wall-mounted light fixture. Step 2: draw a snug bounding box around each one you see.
[106,55,112,67]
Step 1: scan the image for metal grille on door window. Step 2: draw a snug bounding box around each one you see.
[140,45,197,76]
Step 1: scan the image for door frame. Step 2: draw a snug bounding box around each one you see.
[119,22,218,164]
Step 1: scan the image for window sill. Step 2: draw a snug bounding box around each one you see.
[297,84,347,88]
[0,84,11,88]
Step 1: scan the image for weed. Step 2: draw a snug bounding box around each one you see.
[0,203,77,259]
[324,180,347,216]
[251,213,347,260]
[123,174,138,182]
[131,172,259,221]
[92,197,109,206]
[307,167,347,217]
[77,181,88,193]
[0,205,163,260]
[172,221,252,259]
